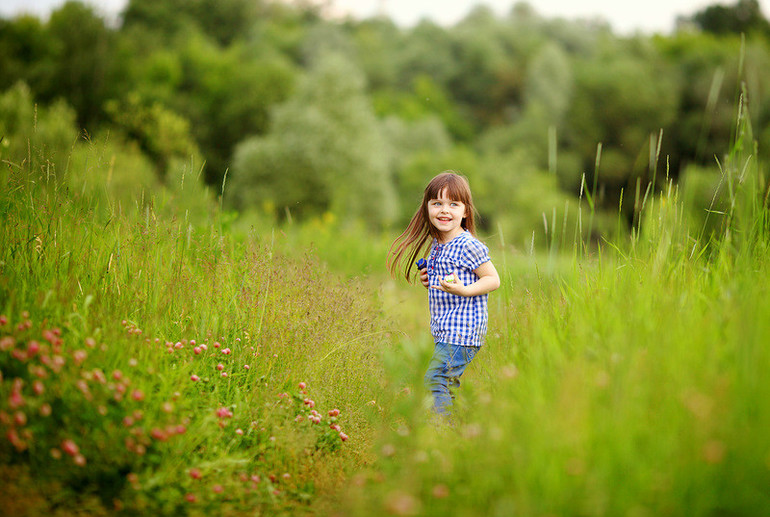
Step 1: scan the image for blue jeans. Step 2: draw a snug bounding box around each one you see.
[424,342,479,415]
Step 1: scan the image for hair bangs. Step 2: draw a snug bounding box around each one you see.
[424,171,473,206]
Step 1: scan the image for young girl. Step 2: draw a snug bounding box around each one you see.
[388,171,500,416]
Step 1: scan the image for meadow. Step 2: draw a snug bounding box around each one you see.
[1,116,769,517]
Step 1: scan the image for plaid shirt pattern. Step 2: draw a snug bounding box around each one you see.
[427,230,491,347]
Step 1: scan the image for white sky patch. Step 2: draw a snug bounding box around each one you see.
[1,0,768,35]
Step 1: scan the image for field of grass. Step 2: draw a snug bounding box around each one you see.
[2,115,769,516]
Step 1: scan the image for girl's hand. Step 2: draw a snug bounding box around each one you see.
[432,269,467,296]
[419,268,429,288]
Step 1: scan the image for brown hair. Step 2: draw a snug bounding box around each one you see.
[387,171,477,281]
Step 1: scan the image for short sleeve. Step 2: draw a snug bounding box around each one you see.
[458,238,490,271]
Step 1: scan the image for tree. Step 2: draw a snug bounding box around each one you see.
[690,0,770,36]
[0,82,78,179]
[46,1,116,130]
[121,0,262,46]
[228,53,397,227]
[104,92,200,179]
[0,16,57,96]
[564,37,680,216]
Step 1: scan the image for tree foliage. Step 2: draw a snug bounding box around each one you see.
[228,53,396,227]
[1,0,769,242]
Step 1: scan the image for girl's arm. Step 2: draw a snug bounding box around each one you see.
[434,261,500,297]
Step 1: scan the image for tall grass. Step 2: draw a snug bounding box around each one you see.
[339,91,770,516]
[2,81,769,516]
[0,148,390,515]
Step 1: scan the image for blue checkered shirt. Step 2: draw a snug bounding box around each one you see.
[426,230,491,347]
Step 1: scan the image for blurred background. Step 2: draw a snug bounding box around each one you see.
[2,0,769,250]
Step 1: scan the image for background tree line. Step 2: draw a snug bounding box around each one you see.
[2,0,769,247]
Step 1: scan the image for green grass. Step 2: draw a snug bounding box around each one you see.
[336,104,770,516]
[0,161,390,515]
[1,104,769,516]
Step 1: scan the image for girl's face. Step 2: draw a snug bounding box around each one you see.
[427,188,467,243]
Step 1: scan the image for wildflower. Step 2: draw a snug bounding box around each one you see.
[185,493,196,503]
[76,380,91,399]
[131,389,145,401]
[14,411,27,426]
[339,432,349,442]
[175,342,184,349]
[9,391,25,409]
[190,374,200,382]
[0,336,15,351]
[221,372,228,378]
[162,402,173,413]
[243,364,250,370]
[213,484,224,494]
[213,342,221,349]
[92,369,106,384]
[85,337,96,348]
[329,409,340,417]
[200,344,207,351]
[73,350,87,364]
[128,358,138,367]
[216,364,224,371]
[175,425,186,434]
[123,416,134,427]
[7,429,27,451]
[150,428,168,441]
[303,398,315,408]
[194,347,202,355]
[0,315,6,325]
[61,439,79,457]
[251,475,261,483]
[330,424,341,432]
[236,428,244,436]
[73,454,86,466]
[282,473,291,480]
[216,407,233,419]
[112,370,123,381]
[432,484,450,498]
[27,340,40,357]
[298,382,306,390]
[189,468,202,480]
[39,403,51,417]
[385,492,420,515]
[222,348,231,355]
[51,355,66,371]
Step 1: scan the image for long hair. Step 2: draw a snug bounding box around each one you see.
[387,171,477,281]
